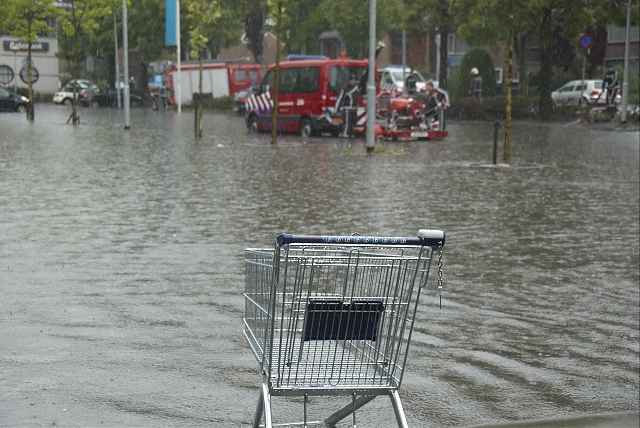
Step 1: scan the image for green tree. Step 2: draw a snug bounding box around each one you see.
[57,0,119,124]
[4,0,59,121]
[457,48,496,97]
[403,0,455,89]
[318,0,403,59]
[243,1,264,62]
[451,0,635,120]
[82,0,170,95]
[281,0,328,56]
[128,0,169,87]
[185,0,220,137]
[200,0,246,59]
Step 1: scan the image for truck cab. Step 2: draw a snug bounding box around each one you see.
[244,56,377,137]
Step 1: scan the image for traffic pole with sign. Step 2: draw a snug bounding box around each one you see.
[578,33,593,106]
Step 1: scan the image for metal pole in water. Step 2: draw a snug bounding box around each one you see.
[620,0,632,123]
[176,0,181,113]
[366,0,377,153]
[114,12,121,109]
[493,121,499,165]
[503,0,513,165]
[581,50,585,105]
[122,0,130,129]
[402,30,406,93]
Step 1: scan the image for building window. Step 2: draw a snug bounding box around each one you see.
[393,35,403,55]
[447,34,468,55]
[607,25,639,43]
[235,69,247,81]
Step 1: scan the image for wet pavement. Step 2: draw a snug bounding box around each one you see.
[0,104,638,427]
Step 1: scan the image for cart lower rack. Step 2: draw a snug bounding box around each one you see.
[244,230,445,427]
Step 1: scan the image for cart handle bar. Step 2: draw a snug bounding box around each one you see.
[276,229,445,249]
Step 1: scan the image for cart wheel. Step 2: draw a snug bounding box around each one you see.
[299,118,312,138]
[248,115,259,133]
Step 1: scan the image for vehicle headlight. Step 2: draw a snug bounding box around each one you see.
[20,96,29,102]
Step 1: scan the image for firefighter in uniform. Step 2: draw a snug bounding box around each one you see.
[424,80,450,130]
[469,67,483,102]
[335,73,360,138]
[602,64,619,111]
[405,70,418,96]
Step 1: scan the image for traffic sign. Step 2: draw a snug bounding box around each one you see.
[578,33,593,50]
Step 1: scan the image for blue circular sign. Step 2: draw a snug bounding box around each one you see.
[579,33,593,50]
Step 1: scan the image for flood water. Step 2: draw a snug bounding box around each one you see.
[1,104,638,427]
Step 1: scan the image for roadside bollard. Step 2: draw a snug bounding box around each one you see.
[493,120,500,165]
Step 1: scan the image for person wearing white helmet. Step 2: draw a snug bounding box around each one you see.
[469,67,482,102]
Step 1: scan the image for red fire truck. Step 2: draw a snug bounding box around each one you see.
[149,59,262,108]
[243,56,447,140]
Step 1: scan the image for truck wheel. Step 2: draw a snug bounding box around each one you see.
[248,116,259,133]
[90,100,100,108]
[300,118,312,138]
[63,98,72,106]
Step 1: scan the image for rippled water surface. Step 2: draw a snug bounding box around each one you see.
[1,105,638,427]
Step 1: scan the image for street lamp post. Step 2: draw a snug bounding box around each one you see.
[365,0,376,152]
[620,0,633,123]
[13,47,18,93]
[122,0,130,129]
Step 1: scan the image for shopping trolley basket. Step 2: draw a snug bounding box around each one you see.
[244,230,445,428]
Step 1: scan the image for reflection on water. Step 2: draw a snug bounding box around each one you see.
[0,105,638,427]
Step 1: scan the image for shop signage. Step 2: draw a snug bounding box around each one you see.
[3,40,50,52]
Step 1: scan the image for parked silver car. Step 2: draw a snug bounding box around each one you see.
[551,79,621,107]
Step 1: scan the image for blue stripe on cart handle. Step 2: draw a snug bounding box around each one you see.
[276,230,445,249]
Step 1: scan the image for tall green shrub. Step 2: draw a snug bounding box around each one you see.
[456,48,497,98]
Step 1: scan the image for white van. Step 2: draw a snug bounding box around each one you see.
[378,65,427,93]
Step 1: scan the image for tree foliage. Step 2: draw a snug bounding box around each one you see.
[315,0,403,59]
[456,48,497,97]
[243,0,264,62]
[57,0,119,124]
[3,0,59,120]
[450,0,635,119]
[402,0,455,88]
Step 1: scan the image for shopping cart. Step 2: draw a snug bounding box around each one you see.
[244,230,445,428]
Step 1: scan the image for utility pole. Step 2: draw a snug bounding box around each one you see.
[365,0,376,153]
[177,0,181,113]
[114,12,121,109]
[620,0,633,123]
[122,0,130,129]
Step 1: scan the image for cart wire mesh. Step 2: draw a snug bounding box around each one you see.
[244,231,445,427]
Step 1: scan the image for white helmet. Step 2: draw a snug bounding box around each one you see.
[470,67,479,75]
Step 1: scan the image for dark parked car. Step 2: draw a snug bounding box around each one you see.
[0,87,29,112]
[79,87,143,108]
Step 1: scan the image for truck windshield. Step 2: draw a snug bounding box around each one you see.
[328,66,367,93]
[260,70,276,93]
